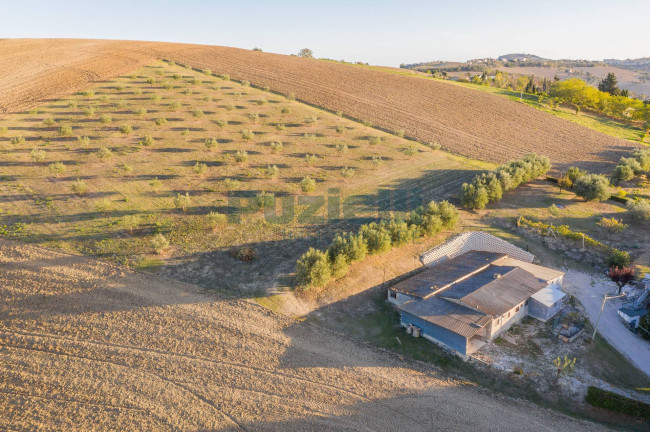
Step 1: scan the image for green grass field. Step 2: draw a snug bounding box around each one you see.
[0,61,490,291]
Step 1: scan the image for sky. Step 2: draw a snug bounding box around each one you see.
[2,0,649,66]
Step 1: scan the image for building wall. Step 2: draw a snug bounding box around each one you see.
[529,296,563,322]
[488,301,529,339]
[387,290,416,306]
[400,311,468,356]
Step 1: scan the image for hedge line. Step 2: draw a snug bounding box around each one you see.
[295,201,459,289]
[461,153,551,209]
[517,216,630,267]
[585,386,650,419]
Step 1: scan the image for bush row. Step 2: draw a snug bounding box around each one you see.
[461,153,550,209]
[517,216,630,267]
[585,386,650,420]
[611,148,650,185]
[296,201,459,288]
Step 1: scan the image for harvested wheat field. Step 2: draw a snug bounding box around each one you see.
[0,239,608,431]
[0,39,639,172]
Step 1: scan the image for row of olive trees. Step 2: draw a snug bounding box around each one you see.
[461,153,550,209]
[295,201,458,288]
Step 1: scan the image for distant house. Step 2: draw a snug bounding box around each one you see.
[388,233,565,359]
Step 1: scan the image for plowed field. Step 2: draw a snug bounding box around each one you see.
[0,39,639,172]
[0,240,609,431]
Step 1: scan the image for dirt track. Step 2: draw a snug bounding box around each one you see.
[0,240,609,431]
[0,39,638,172]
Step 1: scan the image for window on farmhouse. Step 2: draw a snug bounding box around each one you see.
[389,292,397,299]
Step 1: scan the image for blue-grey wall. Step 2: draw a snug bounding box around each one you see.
[401,311,468,355]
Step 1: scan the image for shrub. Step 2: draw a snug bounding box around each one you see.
[295,248,331,288]
[151,234,170,254]
[150,94,162,103]
[265,164,279,178]
[566,166,587,183]
[133,106,147,116]
[368,136,381,146]
[193,161,208,176]
[430,141,442,150]
[146,78,156,86]
[118,163,133,174]
[30,148,46,163]
[362,119,373,127]
[286,92,295,100]
[203,68,212,76]
[225,104,235,111]
[119,125,132,134]
[77,136,90,146]
[608,250,631,268]
[574,174,610,201]
[256,191,274,210]
[597,217,627,236]
[241,129,253,140]
[133,89,142,96]
[70,179,87,196]
[394,129,405,138]
[639,313,650,341]
[139,135,155,147]
[154,117,167,126]
[149,177,162,192]
[371,156,383,168]
[241,80,250,87]
[162,82,173,90]
[335,125,345,134]
[206,211,227,229]
[612,164,635,184]
[304,115,318,125]
[204,137,218,151]
[221,74,230,81]
[0,127,6,136]
[270,141,283,153]
[48,162,66,177]
[192,108,204,118]
[68,100,78,109]
[461,183,489,209]
[336,144,348,154]
[340,166,355,178]
[59,125,73,136]
[281,106,291,114]
[81,106,95,118]
[585,386,650,419]
[330,253,349,279]
[215,119,227,128]
[275,123,285,131]
[627,199,650,221]
[42,117,55,127]
[300,176,316,192]
[247,113,259,123]
[182,128,190,135]
[10,136,26,145]
[256,98,268,106]
[115,99,128,108]
[82,90,95,97]
[303,133,316,141]
[402,144,417,157]
[305,154,318,166]
[223,178,241,190]
[97,147,113,161]
[335,110,343,117]
[100,114,112,124]
[174,192,191,211]
[233,150,248,163]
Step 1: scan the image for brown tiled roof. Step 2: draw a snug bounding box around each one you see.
[400,296,492,339]
[443,267,547,316]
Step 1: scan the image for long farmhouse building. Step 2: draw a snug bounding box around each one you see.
[388,232,566,359]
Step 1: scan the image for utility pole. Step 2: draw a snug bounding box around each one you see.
[592,293,625,340]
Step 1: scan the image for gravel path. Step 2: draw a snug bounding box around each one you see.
[0,240,610,431]
[563,270,650,377]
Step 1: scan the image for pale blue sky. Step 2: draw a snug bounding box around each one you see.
[3,0,649,66]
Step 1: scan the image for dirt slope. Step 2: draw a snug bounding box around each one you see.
[0,240,607,431]
[0,39,639,172]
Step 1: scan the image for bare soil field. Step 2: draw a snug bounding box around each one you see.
[0,239,614,431]
[0,39,640,172]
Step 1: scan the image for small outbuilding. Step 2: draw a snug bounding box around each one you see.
[528,285,567,322]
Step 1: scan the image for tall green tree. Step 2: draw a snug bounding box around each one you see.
[598,73,621,96]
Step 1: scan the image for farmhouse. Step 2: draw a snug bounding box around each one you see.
[388,232,565,358]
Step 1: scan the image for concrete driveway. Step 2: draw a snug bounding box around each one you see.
[563,270,650,378]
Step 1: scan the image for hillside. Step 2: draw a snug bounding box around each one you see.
[0,239,612,431]
[0,39,640,172]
